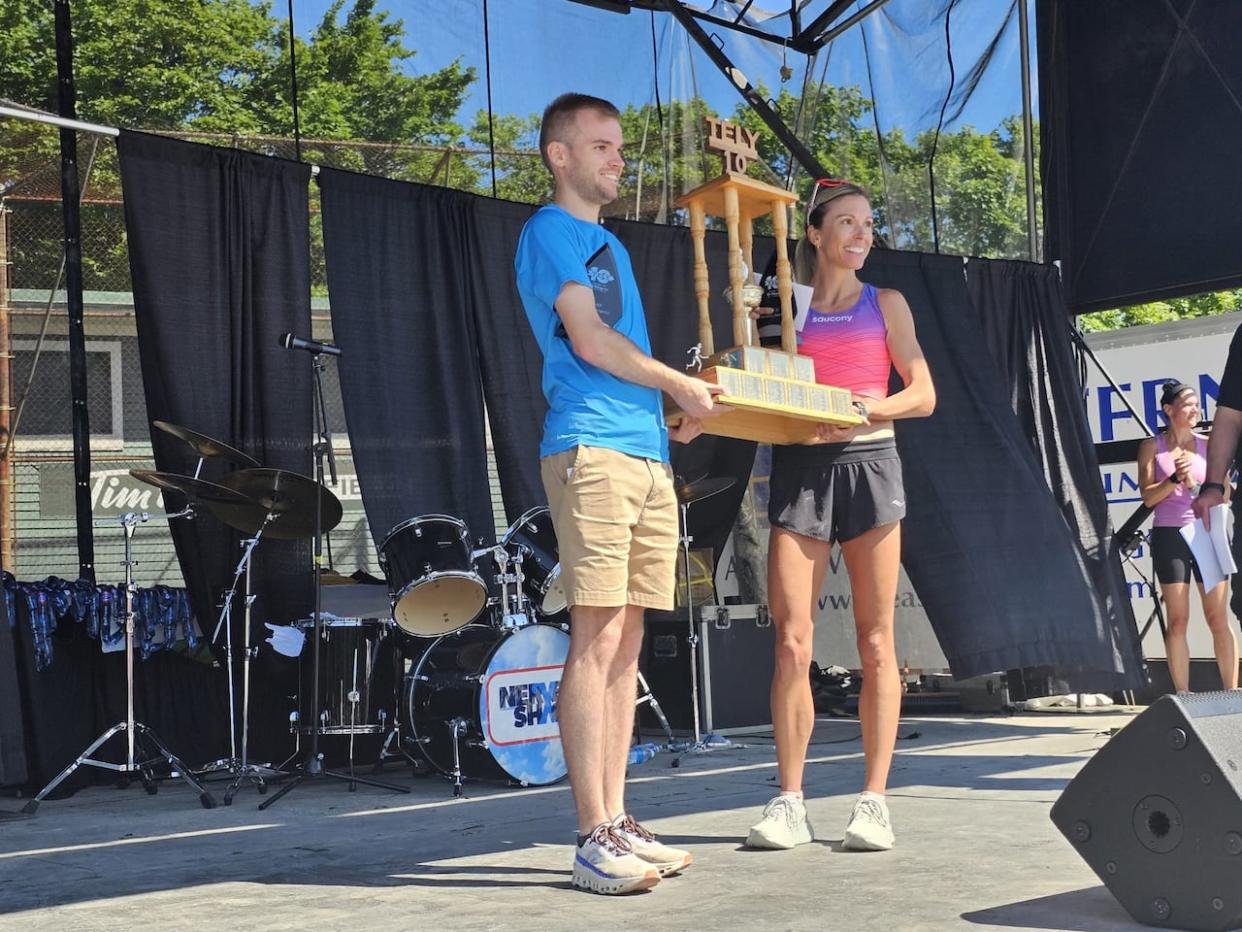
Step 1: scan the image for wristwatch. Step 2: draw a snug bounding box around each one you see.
[852,400,869,421]
[1169,473,1182,484]
[1200,481,1227,496]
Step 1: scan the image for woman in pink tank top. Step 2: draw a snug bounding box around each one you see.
[1136,381,1235,693]
[744,181,935,854]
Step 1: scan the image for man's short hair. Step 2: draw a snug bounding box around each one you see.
[538,93,621,172]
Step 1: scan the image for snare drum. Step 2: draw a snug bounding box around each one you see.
[501,506,566,615]
[404,622,569,786]
[295,616,394,735]
[379,515,488,637]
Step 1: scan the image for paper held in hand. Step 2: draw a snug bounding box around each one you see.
[1178,503,1238,591]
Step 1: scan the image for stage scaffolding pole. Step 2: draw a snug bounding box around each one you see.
[53,0,95,582]
[1018,0,1039,262]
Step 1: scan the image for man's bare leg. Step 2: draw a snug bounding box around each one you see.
[602,604,646,820]
[559,603,627,833]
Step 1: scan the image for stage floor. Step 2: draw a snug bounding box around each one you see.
[1,711,1156,931]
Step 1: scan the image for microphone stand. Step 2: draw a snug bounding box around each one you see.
[260,348,407,809]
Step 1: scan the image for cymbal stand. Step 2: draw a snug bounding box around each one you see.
[670,498,741,767]
[260,348,407,809]
[23,510,217,813]
[199,513,287,803]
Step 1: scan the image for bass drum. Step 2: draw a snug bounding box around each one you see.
[404,623,569,786]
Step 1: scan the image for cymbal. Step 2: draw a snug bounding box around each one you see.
[218,468,343,540]
[129,469,256,508]
[152,420,259,468]
[674,475,735,505]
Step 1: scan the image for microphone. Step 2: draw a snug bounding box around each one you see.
[279,333,341,357]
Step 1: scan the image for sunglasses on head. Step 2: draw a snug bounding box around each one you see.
[808,177,854,212]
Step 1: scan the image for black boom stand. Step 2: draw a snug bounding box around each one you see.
[260,349,407,809]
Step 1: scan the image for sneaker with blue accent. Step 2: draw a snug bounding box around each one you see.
[572,823,661,895]
[613,814,692,876]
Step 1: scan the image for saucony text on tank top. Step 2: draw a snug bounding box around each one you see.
[798,282,892,398]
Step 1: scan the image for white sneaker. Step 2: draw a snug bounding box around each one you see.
[613,814,693,876]
[745,795,814,849]
[571,823,661,895]
[842,794,895,851]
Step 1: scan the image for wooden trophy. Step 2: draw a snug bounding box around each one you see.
[667,117,862,444]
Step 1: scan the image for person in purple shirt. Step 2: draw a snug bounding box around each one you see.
[1140,380,1235,692]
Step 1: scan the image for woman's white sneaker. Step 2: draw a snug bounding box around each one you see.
[572,823,661,895]
[842,794,895,851]
[745,794,814,849]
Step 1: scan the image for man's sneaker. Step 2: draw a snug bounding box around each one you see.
[745,794,814,849]
[572,823,661,895]
[842,794,895,851]
[613,814,692,876]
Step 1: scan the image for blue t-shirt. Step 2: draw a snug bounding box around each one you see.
[514,204,669,462]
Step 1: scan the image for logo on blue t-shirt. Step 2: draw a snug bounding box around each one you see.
[588,266,615,288]
[557,243,622,337]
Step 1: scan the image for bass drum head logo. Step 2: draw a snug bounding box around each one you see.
[479,623,569,785]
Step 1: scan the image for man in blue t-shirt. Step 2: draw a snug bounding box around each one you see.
[514,92,725,895]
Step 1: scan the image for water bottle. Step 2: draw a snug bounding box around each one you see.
[626,742,662,766]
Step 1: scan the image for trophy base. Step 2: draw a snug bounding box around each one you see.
[667,366,864,445]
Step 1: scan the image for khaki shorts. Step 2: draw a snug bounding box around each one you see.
[540,445,678,610]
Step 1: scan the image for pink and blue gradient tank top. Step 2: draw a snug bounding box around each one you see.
[1152,433,1206,527]
[798,283,892,398]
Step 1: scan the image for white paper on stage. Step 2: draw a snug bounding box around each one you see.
[1179,504,1237,590]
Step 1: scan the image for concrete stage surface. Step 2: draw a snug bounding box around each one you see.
[1,711,1161,931]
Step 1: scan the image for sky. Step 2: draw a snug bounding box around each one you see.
[286,0,1039,141]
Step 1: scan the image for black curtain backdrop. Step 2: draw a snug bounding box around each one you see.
[965,256,1137,682]
[0,578,25,787]
[119,131,315,762]
[1038,0,1242,312]
[863,250,1142,690]
[318,168,495,548]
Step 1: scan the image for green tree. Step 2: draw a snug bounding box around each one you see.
[1079,290,1242,333]
[0,0,477,179]
[259,0,477,183]
[0,0,280,132]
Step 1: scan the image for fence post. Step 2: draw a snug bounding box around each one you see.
[0,205,12,571]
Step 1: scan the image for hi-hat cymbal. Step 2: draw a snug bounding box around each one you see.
[674,475,735,505]
[129,469,256,508]
[152,420,259,468]
[218,468,343,540]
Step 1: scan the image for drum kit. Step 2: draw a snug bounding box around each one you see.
[25,392,739,810]
[379,506,573,796]
[137,419,581,800]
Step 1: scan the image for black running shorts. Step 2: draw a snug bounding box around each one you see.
[768,438,905,544]
[1150,525,1203,585]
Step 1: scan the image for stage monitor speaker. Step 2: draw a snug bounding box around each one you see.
[1050,692,1242,931]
